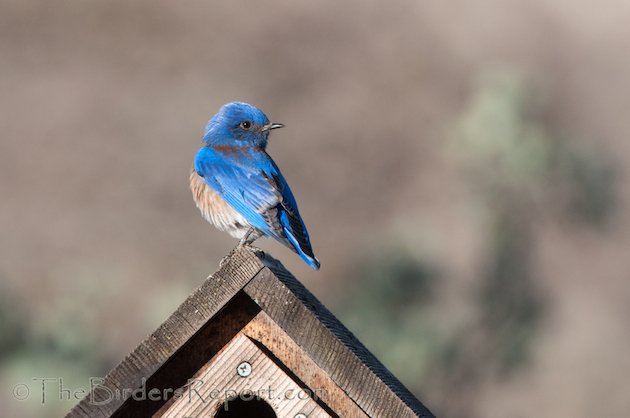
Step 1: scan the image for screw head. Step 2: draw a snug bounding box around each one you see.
[237,361,252,377]
[295,414,307,418]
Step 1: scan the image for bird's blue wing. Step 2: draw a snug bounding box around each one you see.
[195,147,320,269]
[261,157,320,269]
[194,147,281,239]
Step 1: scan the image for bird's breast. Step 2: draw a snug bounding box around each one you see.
[189,167,250,238]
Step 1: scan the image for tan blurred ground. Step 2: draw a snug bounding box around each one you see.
[1,1,630,417]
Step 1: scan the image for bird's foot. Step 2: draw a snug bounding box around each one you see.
[220,229,264,268]
[234,242,265,258]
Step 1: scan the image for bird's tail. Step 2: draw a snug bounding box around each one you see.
[284,228,321,270]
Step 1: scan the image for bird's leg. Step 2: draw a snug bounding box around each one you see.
[220,229,263,268]
[238,228,261,248]
[237,228,265,258]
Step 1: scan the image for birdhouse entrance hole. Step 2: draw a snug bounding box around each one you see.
[214,396,277,418]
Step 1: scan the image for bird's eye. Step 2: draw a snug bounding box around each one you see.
[240,121,252,130]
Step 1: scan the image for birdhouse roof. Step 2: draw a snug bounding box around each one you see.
[67,248,435,418]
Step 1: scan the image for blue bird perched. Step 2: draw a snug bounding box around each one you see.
[190,102,320,269]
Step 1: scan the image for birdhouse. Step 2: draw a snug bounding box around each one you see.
[67,248,435,418]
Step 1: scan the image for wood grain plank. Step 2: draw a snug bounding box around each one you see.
[243,311,369,418]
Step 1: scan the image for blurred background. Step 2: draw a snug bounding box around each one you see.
[2,1,629,417]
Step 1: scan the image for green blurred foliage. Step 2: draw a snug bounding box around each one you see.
[479,213,544,373]
[452,70,617,226]
[555,145,617,226]
[0,289,26,357]
[452,72,552,197]
[0,284,107,417]
[449,70,617,373]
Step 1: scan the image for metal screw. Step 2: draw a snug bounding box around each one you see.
[237,361,252,377]
[295,414,307,418]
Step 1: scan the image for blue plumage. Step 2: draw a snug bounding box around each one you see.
[191,102,320,270]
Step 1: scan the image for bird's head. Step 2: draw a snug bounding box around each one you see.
[202,102,284,148]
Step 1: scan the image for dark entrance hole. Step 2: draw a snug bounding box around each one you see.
[214,395,277,418]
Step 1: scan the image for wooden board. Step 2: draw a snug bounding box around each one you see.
[155,333,331,418]
[243,312,368,418]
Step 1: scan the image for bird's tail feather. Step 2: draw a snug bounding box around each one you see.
[284,228,321,270]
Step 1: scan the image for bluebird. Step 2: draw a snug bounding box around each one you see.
[190,102,320,269]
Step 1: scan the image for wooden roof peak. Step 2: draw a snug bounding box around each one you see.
[68,247,435,418]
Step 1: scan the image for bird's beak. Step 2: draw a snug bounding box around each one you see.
[262,123,285,132]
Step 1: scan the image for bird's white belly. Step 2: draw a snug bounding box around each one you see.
[189,168,250,239]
